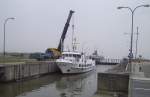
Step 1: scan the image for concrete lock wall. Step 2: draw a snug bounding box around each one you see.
[0,61,59,82]
[97,73,129,92]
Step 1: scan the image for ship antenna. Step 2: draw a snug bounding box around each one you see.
[72,14,75,51]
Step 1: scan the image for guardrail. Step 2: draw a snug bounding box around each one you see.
[96,59,121,65]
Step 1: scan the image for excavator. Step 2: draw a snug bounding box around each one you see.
[30,10,74,60]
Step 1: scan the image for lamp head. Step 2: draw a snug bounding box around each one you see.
[143,4,150,7]
[117,7,124,9]
[10,17,15,20]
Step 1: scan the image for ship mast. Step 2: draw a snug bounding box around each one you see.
[72,14,75,51]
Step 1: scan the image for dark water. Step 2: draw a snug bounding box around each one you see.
[0,65,127,97]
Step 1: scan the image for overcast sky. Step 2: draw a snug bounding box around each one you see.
[0,0,150,59]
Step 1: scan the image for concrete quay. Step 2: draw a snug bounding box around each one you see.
[98,72,129,92]
[129,61,150,97]
[0,61,59,82]
[97,64,129,97]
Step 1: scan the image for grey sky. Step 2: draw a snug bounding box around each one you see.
[0,0,150,59]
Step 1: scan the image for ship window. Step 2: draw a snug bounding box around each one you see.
[68,54,70,57]
[77,55,81,58]
[64,54,69,57]
[67,69,70,72]
[63,54,65,57]
[69,54,73,57]
[73,54,76,58]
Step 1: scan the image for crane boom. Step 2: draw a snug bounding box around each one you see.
[31,10,75,60]
[57,10,75,51]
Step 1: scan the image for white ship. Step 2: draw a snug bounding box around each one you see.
[56,51,95,74]
[56,10,95,74]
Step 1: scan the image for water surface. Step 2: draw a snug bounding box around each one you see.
[0,65,126,97]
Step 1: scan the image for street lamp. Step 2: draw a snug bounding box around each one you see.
[117,4,150,72]
[3,17,15,56]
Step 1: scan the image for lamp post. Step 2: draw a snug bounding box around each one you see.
[3,17,15,56]
[135,27,139,59]
[117,4,150,72]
